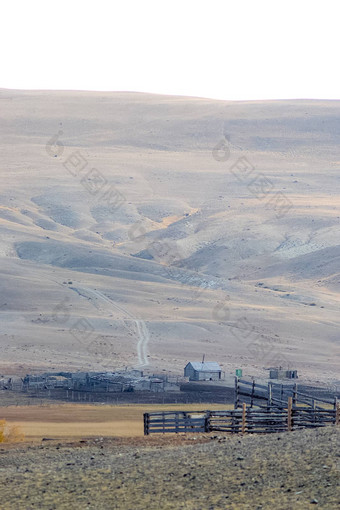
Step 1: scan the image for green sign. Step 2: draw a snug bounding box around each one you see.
[235,369,243,377]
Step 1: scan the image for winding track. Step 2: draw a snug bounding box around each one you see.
[73,286,150,366]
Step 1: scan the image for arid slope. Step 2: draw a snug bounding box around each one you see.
[0,90,339,382]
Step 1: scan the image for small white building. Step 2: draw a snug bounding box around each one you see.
[184,362,222,381]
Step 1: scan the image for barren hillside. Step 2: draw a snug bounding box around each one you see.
[0,90,339,382]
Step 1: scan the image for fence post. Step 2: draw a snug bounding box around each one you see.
[293,383,298,406]
[312,400,316,424]
[267,382,273,408]
[175,412,179,434]
[143,413,149,435]
[205,411,211,433]
[288,397,293,431]
[242,403,247,434]
[333,396,338,421]
[336,401,340,426]
[251,380,255,408]
[234,377,239,409]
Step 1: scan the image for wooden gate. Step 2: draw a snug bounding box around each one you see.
[144,411,208,435]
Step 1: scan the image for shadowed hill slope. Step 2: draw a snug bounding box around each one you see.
[0,90,339,382]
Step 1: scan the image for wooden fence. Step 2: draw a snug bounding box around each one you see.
[144,377,339,435]
[143,411,208,435]
[144,402,339,435]
[235,378,338,411]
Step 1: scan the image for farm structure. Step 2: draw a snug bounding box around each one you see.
[144,377,340,435]
[184,362,222,381]
[1,371,184,394]
[270,369,298,379]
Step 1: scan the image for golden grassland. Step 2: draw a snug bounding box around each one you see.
[0,403,234,440]
[0,419,25,443]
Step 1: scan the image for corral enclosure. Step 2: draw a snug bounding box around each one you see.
[144,379,340,435]
[2,370,184,393]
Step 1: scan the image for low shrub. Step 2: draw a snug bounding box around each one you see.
[0,419,25,443]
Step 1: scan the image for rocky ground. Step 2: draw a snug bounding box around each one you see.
[0,427,339,509]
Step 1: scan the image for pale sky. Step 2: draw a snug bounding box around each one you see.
[1,0,339,100]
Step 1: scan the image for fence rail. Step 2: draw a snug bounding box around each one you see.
[235,378,337,410]
[144,377,339,435]
[143,411,208,435]
[144,402,339,435]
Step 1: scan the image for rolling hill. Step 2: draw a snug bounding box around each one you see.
[0,89,339,383]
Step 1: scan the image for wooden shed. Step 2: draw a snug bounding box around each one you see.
[184,362,222,381]
[270,369,298,380]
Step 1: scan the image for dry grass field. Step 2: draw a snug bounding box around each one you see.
[1,403,233,440]
[0,403,339,509]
